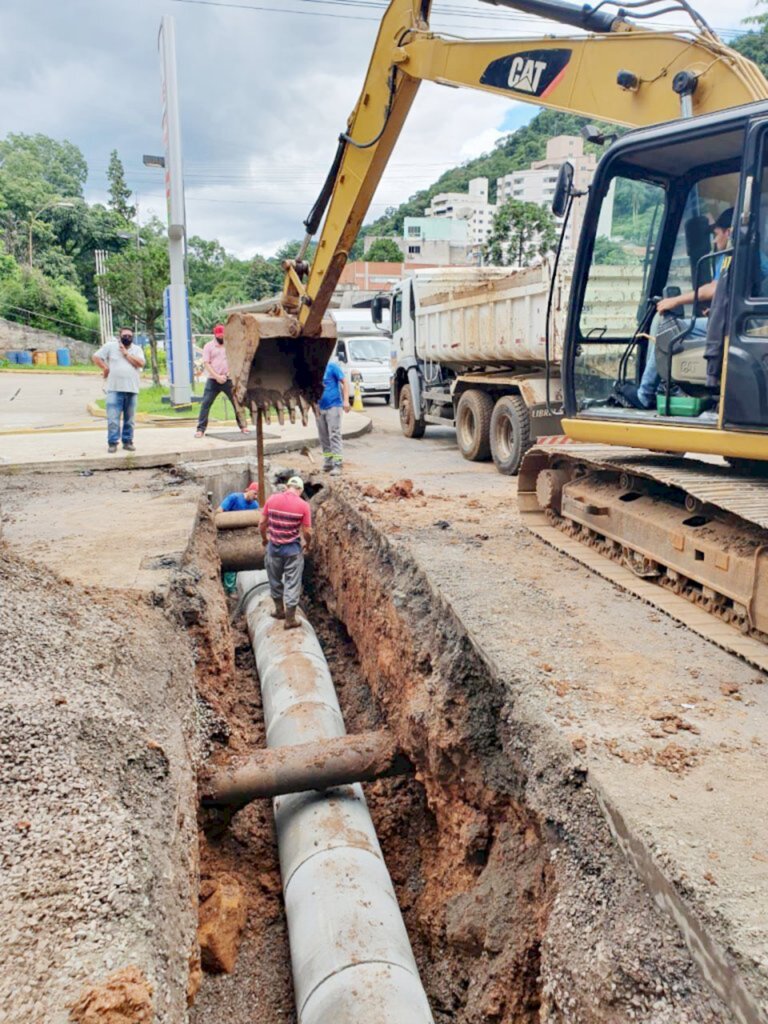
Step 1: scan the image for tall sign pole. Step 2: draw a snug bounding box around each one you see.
[158,15,192,405]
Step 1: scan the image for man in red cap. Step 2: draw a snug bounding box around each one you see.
[195,324,249,437]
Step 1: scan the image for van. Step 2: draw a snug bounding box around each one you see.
[335,335,392,402]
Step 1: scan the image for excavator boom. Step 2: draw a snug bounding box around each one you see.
[225,0,768,420]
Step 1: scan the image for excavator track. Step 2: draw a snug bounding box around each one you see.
[519,444,768,672]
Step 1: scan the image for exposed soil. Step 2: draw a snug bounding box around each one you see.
[0,545,198,1024]
[307,483,734,1023]
[186,521,294,1024]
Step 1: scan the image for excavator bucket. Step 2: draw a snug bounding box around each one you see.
[224,311,336,426]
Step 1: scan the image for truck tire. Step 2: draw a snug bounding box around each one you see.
[399,384,425,439]
[456,389,493,461]
[490,394,532,475]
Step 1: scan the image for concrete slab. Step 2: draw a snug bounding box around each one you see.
[0,470,203,594]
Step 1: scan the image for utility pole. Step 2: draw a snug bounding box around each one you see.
[158,15,192,405]
[94,250,114,345]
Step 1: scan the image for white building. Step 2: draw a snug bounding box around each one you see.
[426,177,497,248]
[496,136,597,250]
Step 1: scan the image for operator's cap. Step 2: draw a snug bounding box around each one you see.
[712,208,733,232]
[213,324,225,338]
[287,476,304,491]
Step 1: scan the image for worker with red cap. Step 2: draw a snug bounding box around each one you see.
[195,324,249,438]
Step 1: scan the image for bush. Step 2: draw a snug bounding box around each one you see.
[0,266,99,343]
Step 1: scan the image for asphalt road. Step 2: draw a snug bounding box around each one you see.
[0,371,103,430]
[346,400,513,499]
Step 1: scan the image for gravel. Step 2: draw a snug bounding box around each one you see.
[0,550,199,1023]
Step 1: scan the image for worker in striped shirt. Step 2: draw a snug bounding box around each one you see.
[259,476,312,630]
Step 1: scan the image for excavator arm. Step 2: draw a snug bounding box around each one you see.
[225,0,768,420]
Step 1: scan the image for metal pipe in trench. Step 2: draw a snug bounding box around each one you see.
[203,730,412,810]
[236,571,434,1024]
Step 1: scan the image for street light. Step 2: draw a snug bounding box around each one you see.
[28,199,76,266]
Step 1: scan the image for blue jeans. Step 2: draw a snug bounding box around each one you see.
[637,317,709,407]
[106,391,137,446]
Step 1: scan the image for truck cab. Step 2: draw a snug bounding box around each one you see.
[382,267,565,475]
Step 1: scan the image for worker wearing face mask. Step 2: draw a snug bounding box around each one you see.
[195,323,250,438]
[92,326,145,453]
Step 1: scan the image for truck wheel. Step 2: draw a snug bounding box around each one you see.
[399,384,425,439]
[490,395,532,475]
[456,389,493,461]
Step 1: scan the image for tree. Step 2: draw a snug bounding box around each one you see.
[0,265,98,342]
[98,220,169,385]
[484,200,557,267]
[274,239,316,263]
[245,255,283,301]
[365,237,404,262]
[107,150,136,222]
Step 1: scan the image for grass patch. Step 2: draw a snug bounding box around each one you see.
[0,361,101,373]
[95,384,237,421]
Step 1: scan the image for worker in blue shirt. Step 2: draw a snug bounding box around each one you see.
[219,483,260,593]
[220,482,260,512]
[317,357,350,476]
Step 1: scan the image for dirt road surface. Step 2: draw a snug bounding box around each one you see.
[1,402,766,1023]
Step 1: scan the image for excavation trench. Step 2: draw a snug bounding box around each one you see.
[187,479,734,1024]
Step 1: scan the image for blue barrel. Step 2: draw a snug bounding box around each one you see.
[56,348,71,367]
[5,351,18,364]
[16,351,32,365]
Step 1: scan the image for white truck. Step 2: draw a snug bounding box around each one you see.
[377,265,568,475]
[330,309,392,403]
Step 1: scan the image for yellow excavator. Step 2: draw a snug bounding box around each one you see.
[225,0,768,663]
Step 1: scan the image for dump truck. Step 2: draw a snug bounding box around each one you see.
[384,262,643,474]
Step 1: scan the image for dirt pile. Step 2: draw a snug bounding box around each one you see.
[198,875,248,974]
[0,547,198,1023]
[361,478,424,501]
[69,967,153,1024]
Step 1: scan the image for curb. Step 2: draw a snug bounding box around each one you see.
[0,417,373,475]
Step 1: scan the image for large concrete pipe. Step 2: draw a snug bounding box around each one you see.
[236,571,434,1024]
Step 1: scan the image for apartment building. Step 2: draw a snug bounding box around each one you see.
[364,216,475,266]
[425,176,497,248]
[496,135,597,250]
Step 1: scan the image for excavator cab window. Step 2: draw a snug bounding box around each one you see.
[568,121,746,423]
[574,173,665,406]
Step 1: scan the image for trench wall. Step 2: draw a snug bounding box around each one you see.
[309,486,733,1023]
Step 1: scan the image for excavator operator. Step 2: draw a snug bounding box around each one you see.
[620,208,733,410]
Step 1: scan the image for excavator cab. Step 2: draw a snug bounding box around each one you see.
[561,100,768,460]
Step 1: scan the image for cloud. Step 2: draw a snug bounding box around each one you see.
[0,0,759,258]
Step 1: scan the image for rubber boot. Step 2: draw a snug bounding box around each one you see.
[284,606,300,630]
[271,598,285,620]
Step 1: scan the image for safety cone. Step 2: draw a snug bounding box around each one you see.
[352,381,365,411]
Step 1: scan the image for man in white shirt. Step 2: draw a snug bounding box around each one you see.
[93,327,145,453]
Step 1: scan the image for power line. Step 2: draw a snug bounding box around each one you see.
[170,0,748,36]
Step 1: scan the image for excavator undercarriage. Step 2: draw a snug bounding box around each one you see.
[519,446,768,669]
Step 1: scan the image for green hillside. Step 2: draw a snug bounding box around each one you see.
[359,27,768,242]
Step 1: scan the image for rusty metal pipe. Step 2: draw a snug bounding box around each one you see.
[214,509,262,530]
[236,571,433,1024]
[202,730,412,810]
[217,529,264,572]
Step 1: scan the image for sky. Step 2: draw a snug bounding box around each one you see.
[0,0,760,258]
